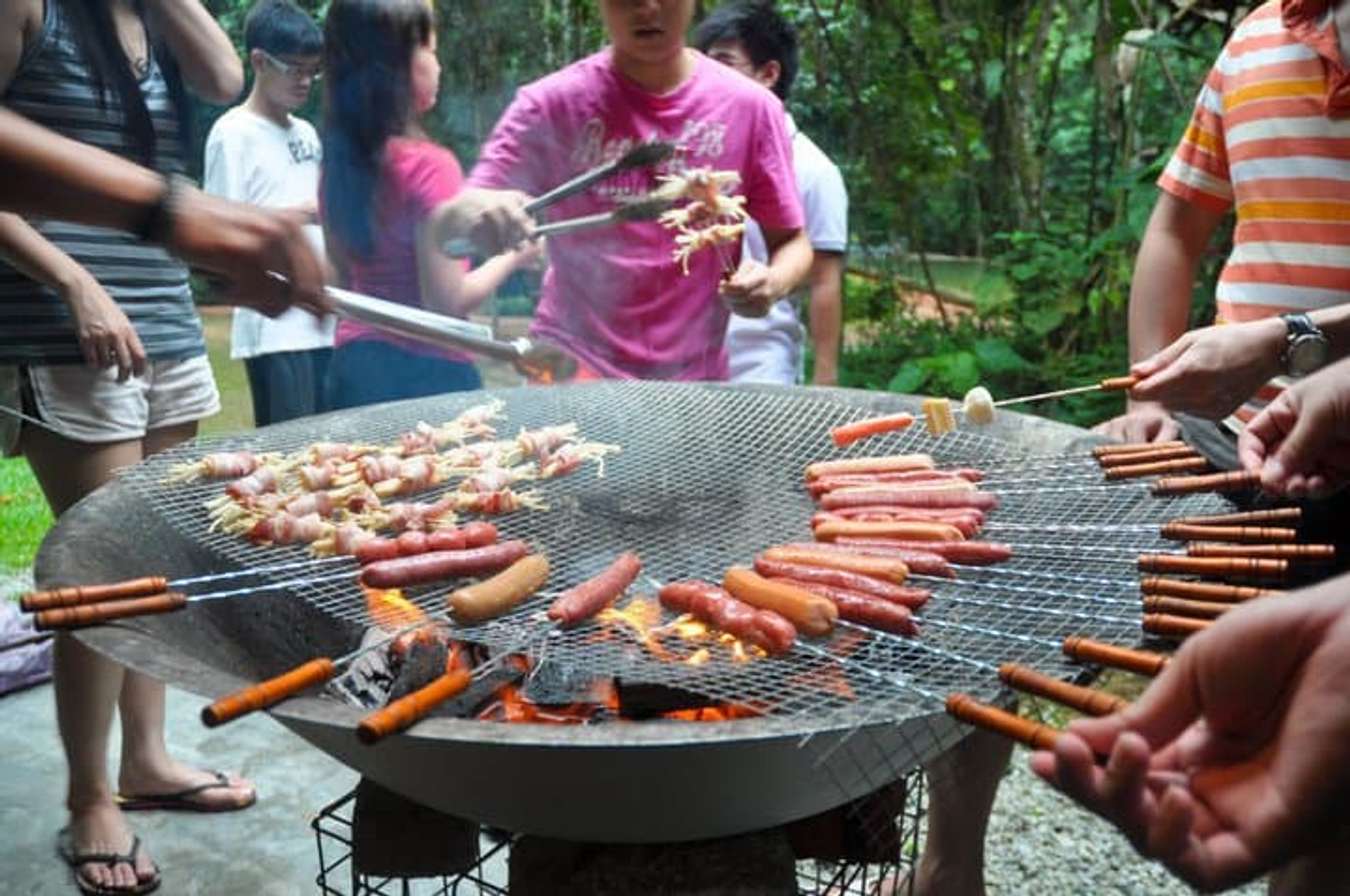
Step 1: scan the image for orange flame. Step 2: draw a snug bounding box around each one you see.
[362,585,425,629]
[597,597,768,665]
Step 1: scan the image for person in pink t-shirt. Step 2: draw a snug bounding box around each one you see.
[430,0,812,381]
[320,0,538,408]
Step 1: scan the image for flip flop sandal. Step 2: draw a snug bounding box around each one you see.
[115,770,257,813]
[57,828,161,896]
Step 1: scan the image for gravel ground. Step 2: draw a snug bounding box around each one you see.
[984,748,1264,896]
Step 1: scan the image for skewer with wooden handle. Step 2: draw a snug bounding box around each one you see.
[1143,613,1212,639]
[1142,596,1233,620]
[1092,438,1189,458]
[1104,457,1210,481]
[997,663,1129,716]
[947,693,1061,750]
[1170,507,1301,527]
[1140,577,1282,603]
[1063,637,1170,677]
[34,592,188,631]
[1096,445,1201,468]
[357,668,474,745]
[1136,554,1288,580]
[1159,523,1297,544]
[1186,543,1334,562]
[989,375,1139,412]
[1153,469,1262,496]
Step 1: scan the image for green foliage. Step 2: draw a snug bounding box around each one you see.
[0,457,52,572]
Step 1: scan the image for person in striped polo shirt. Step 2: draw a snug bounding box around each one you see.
[1098,0,1350,444]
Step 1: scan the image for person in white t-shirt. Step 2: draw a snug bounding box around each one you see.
[694,2,847,387]
[205,0,333,425]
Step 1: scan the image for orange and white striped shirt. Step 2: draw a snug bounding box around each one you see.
[1159,0,1350,427]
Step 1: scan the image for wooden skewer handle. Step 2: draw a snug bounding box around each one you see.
[1186,542,1335,562]
[1097,445,1199,468]
[1160,523,1296,544]
[21,577,169,612]
[1092,440,1187,458]
[998,663,1129,717]
[1169,507,1302,527]
[945,693,1061,751]
[201,658,337,727]
[1153,469,1261,495]
[1104,457,1210,481]
[356,668,472,745]
[1139,576,1281,603]
[34,592,187,631]
[1063,636,1170,677]
[1143,613,1212,638]
[1142,596,1231,619]
[1099,376,1141,391]
[1137,554,1288,579]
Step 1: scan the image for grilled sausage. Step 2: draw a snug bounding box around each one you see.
[804,454,935,481]
[821,488,1000,511]
[830,479,978,497]
[547,552,643,627]
[448,554,550,623]
[723,567,837,637]
[426,528,468,552]
[395,530,429,556]
[658,580,797,655]
[776,541,954,578]
[811,507,984,537]
[815,520,966,543]
[769,578,918,637]
[761,546,910,583]
[354,537,403,564]
[829,412,917,447]
[360,540,529,589]
[459,521,499,547]
[834,538,1014,566]
[753,557,930,608]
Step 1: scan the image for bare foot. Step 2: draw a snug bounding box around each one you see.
[62,800,158,892]
[117,760,256,811]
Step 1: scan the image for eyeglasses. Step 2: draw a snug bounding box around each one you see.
[259,49,323,82]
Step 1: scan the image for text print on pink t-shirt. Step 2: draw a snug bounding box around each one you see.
[469,50,803,381]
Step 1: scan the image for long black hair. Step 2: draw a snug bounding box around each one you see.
[60,0,192,169]
[321,0,433,261]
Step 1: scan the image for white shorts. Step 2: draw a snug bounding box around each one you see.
[9,354,220,449]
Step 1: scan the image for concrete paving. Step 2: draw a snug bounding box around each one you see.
[1,680,359,894]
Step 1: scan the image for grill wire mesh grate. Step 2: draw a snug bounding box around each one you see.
[123,381,1226,748]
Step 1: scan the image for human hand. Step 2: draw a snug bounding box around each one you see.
[719,259,778,318]
[429,188,535,260]
[1128,320,1285,419]
[1029,577,1350,892]
[1237,356,1350,498]
[168,187,328,317]
[60,269,147,382]
[1092,401,1181,443]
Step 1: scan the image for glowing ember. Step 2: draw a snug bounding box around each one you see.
[362,585,425,629]
[686,648,711,667]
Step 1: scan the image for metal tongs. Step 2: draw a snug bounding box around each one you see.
[324,284,579,383]
[442,140,678,257]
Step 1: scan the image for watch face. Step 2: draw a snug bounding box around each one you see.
[1289,335,1329,376]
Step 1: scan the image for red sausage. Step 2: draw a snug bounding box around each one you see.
[752,557,931,608]
[821,488,1000,511]
[360,540,529,589]
[395,531,429,556]
[658,580,796,655]
[770,578,918,637]
[460,521,499,548]
[776,542,954,579]
[811,508,985,537]
[548,552,643,627]
[426,528,468,552]
[807,469,983,497]
[834,539,1014,566]
[354,537,402,564]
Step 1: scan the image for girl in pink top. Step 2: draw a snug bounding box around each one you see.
[320,0,536,407]
[430,0,811,381]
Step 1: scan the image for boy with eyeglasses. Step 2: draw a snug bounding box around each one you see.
[205,0,332,426]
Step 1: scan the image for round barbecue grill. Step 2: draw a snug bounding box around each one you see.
[39,381,1227,842]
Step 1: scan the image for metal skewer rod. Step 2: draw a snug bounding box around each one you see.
[911,573,1139,607]
[919,592,1142,623]
[522,141,677,215]
[990,376,1138,408]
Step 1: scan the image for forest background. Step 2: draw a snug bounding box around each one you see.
[212,0,1246,426]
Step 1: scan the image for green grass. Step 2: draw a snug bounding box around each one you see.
[0,308,252,571]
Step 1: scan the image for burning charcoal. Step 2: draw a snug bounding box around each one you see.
[351,777,479,877]
[387,631,448,702]
[327,628,399,709]
[510,830,796,896]
[614,678,717,719]
[521,657,604,706]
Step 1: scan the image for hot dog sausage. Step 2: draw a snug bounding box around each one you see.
[448,554,550,623]
[768,578,918,637]
[426,528,468,552]
[354,537,403,564]
[821,488,1000,511]
[723,567,837,637]
[804,454,935,481]
[547,552,643,627]
[776,541,954,578]
[360,540,529,589]
[829,479,978,497]
[753,557,931,608]
[459,521,499,547]
[658,580,797,655]
[811,508,984,537]
[760,546,910,583]
[815,520,966,543]
[833,538,1014,566]
[395,530,429,556]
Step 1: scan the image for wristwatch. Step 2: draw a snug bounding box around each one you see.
[1281,312,1329,377]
